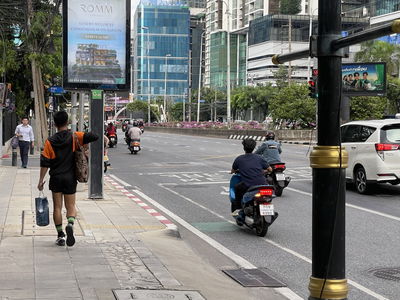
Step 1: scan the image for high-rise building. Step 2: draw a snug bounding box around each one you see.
[246,14,368,85]
[133,4,190,103]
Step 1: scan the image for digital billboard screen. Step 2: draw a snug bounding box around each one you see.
[62,0,130,90]
[342,62,386,96]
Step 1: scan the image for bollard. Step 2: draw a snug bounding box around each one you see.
[12,148,17,166]
[30,143,34,155]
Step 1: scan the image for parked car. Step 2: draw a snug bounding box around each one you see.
[341,119,400,194]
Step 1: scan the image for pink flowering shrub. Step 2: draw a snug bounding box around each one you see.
[149,121,265,130]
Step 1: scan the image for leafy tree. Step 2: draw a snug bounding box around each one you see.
[126,100,159,122]
[280,0,301,15]
[350,96,387,120]
[231,85,275,120]
[272,65,289,89]
[386,76,400,114]
[354,40,400,76]
[269,83,316,125]
[194,87,226,121]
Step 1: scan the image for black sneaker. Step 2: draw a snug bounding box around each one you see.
[55,236,65,246]
[65,223,75,247]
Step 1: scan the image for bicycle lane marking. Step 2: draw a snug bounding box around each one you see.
[154,182,389,300]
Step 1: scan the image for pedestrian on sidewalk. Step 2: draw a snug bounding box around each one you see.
[14,116,34,168]
[37,111,98,247]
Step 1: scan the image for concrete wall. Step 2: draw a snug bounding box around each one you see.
[146,126,316,141]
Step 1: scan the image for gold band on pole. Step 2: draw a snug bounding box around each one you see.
[310,146,348,169]
[392,19,400,33]
[309,277,348,299]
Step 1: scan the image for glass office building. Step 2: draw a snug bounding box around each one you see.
[209,32,246,89]
[134,4,190,103]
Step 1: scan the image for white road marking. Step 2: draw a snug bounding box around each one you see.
[133,188,302,300]
[161,181,229,186]
[157,184,390,300]
[286,187,400,222]
[133,190,254,268]
[108,174,132,187]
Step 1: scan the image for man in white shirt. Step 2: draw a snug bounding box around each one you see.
[127,121,142,143]
[15,117,34,168]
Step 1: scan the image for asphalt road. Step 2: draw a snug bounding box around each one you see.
[107,130,400,300]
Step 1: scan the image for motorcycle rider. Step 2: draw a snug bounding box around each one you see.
[231,138,272,212]
[105,122,117,143]
[126,121,142,145]
[255,131,282,164]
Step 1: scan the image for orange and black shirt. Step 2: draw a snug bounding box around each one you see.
[40,130,98,177]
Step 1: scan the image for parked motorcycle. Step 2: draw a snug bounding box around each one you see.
[129,139,141,154]
[229,174,278,237]
[266,162,291,196]
[107,133,117,148]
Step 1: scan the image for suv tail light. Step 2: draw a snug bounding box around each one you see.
[375,143,400,151]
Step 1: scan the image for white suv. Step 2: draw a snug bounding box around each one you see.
[341,119,400,194]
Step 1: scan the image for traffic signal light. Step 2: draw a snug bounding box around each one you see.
[308,80,318,98]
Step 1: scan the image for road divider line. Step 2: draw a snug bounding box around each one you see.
[286,187,400,222]
[158,184,389,300]
[109,174,132,187]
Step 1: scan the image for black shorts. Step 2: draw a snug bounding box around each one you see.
[49,174,77,194]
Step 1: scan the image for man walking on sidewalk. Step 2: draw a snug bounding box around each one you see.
[14,117,34,168]
[37,111,98,246]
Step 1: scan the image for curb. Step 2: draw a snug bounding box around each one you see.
[104,175,179,235]
[227,135,315,145]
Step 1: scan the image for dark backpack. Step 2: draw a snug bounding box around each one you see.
[74,133,89,183]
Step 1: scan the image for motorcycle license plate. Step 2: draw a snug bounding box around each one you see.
[276,173,285,181]
[259,204,274,216]
[133,147,139,151]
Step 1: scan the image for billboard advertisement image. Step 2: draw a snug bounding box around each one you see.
[63,0,130,90]
[342,63,386,96]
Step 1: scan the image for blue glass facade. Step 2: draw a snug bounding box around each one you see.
[134,5,190,103]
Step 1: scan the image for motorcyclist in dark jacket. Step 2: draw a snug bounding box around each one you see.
[255,131,282,164]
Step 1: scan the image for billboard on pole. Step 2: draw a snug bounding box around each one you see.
[62,0,130,90]
[342,62,386,96]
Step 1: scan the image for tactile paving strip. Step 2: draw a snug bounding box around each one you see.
[22,210,84,236]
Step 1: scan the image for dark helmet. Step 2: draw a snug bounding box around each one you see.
[108,122,113,126]
[265,131,275,140]
[132,121,139,127]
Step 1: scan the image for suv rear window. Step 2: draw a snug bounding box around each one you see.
[381,124,400,143]
[341,125,376,142]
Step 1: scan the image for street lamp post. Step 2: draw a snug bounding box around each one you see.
[142,26,151,125]
[197,31,206,122]
[226,0,231,123]
[164,54,171,122]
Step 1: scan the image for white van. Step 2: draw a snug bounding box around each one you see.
[341,119,400,194]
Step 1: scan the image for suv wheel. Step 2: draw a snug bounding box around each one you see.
[354,166,371,194]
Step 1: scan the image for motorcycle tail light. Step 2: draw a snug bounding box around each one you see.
[255,189,273,198]
[273,164,286,170]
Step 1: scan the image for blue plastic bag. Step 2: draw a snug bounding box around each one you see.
[11,136,19,149]
[35,193,49,227]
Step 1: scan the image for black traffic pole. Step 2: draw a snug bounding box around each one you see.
[307,1,348,299]
[89,90,104,199]
[270,6,400,300]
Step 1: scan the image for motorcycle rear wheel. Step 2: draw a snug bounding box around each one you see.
[255,216,268,237]
[275,186,283,196]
